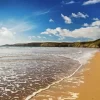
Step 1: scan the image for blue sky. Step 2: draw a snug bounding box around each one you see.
[0,0,100,45]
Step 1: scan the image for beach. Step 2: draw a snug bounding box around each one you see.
[0,0,100,99]
[0,47,98,100]
[77,52,100,100]
[30,51,100,100]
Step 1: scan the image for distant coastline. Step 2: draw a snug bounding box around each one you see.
[2,39,100,48]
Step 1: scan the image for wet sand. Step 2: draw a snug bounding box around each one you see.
[30,52,100,100]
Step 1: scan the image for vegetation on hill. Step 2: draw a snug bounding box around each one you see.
[73,39,100,48]
[40,39,100,48]
[3,39,100,48]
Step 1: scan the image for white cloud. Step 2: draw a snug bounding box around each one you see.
[0,27,15,38]
[91,20,100,26]
[41,20,100,40]
[93,18,99,21]
[49,19,54,22]
[65,0,75,4]
[83,0,100,5]
[0,19,36,45]
[72,12,89,18]
[83,20,100,27]
[83,23,89,27]
[28,35,46,40]
[61,14,72,24]
[0,27,16,45]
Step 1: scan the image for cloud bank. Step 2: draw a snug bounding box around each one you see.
[41,19,100,40]
[0,19,35,45]
[0,27,16,45]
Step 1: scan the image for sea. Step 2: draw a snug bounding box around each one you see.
[0,47,98,100]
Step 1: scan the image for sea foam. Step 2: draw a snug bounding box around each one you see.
[25,48,98,100]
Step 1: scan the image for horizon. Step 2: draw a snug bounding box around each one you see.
[0,0,100,45]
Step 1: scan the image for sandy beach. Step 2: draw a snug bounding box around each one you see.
[77,52,100,100]
[30,51,100,100]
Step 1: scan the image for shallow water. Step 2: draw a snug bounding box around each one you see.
[0,47,97,100]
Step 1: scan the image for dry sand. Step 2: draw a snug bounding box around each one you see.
[77,52,100,100]
[30,52,100,100]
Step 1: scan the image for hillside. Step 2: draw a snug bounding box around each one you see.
[73,39,100,48]
[2,39,100,48]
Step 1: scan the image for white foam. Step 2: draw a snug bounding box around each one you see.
[68,92,79,99]
[60,49,98,65]
[25,49,98,100]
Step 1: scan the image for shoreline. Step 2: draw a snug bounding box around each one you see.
[76,51,100,100]
[29,51,100,100]
[25,60,82,100]
[25,50,97,100]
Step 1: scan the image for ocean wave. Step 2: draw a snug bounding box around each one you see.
[0,47,98,100]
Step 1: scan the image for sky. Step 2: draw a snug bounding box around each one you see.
[0,0,100,45]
